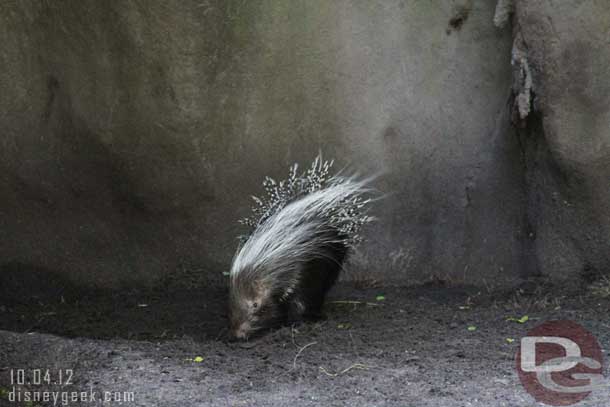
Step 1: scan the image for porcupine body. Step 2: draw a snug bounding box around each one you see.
[228,155,374,340]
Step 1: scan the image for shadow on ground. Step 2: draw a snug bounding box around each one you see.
[0,262,228,341]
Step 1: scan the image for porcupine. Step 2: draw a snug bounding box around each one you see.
[228,155,374,340]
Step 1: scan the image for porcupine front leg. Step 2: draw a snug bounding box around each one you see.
[283,274,325,323]
[295,242,347,322]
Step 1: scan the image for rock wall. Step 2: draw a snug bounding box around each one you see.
[513,0,610,281]
[1,0,605,289]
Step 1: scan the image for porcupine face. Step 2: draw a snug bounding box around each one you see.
[229,278,280,340]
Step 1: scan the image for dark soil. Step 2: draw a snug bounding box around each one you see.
[0,279,609,406]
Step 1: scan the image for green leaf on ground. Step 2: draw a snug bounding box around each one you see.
[507,315,529,324]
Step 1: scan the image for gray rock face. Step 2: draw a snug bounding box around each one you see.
[0,1,606,288]
[514,0,610,280]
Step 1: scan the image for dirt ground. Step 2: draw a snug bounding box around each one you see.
[0,277,609,407]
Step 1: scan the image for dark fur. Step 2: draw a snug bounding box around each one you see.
[282,239,347,322]
[229,233,347,339]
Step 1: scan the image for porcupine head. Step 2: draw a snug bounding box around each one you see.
[228,273,273,340]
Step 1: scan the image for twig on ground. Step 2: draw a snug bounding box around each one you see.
[319,363,369,377]
[329,300,381,307]
[23,315,47,334]
[293,341,317,370]
[291,324,301,348]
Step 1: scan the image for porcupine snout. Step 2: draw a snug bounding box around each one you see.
[230,320,250,340]
[228,300,251,340]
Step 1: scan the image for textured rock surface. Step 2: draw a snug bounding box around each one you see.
[514,0,610,280]
[1,0,606,288]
